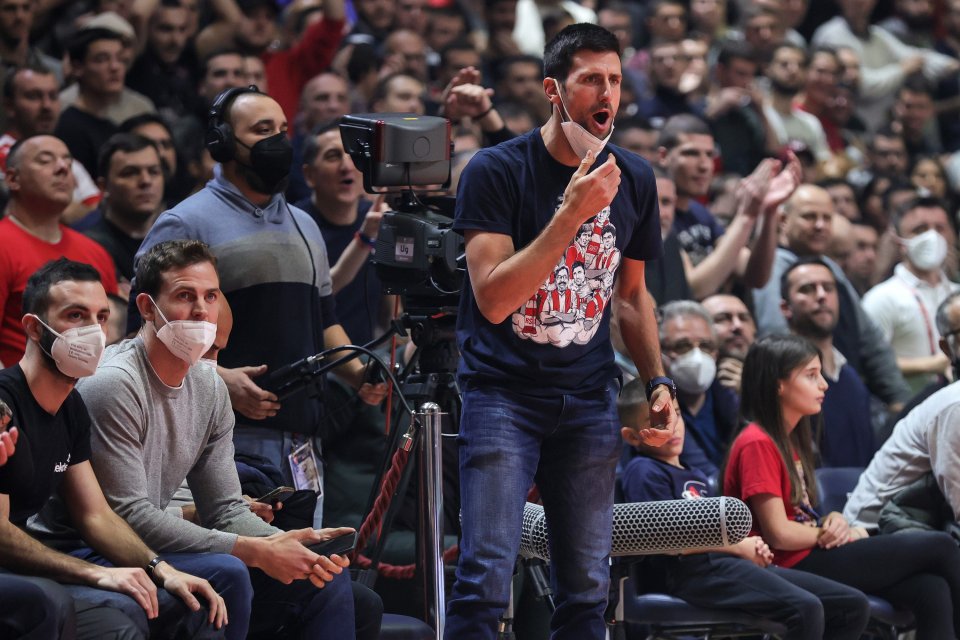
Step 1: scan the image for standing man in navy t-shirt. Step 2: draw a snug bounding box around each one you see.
[446,23,679,640]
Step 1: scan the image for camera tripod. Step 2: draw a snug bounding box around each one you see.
[355,311,461,637]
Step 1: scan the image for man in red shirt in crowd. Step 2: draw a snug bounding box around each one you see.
[0,135,117,367]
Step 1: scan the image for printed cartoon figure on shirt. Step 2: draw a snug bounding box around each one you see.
[681,479,709,500]
[513,205,620,347]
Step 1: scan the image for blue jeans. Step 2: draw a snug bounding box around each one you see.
[247,566,355,639]
[66,549,253,640]
[445,382,622,640]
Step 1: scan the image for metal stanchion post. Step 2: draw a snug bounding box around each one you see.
[417,402,445,638]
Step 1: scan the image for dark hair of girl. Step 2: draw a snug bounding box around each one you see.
[734,334,821,506]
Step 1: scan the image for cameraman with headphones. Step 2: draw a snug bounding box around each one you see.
[130,86,385,639]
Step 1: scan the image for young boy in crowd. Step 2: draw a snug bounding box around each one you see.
[617,379,870,640]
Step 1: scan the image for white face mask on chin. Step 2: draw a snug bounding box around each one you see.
[552,79,614,160]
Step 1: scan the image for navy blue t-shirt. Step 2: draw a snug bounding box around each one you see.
[295,197,381,345]
[621,454,710,504]
[453,129,662,394]
[672,200,725,266]
[0,366,91,527]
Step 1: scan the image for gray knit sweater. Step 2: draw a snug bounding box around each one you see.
[76,337,278,554]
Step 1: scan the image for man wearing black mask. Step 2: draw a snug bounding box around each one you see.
[129,87,387,539]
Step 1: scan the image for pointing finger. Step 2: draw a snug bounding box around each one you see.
[573,149,596,177]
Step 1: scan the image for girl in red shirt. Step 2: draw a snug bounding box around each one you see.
[724,335,960,639]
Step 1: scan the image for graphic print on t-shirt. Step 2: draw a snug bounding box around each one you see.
[513,203,620,347]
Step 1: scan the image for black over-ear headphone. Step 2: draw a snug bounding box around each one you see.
[205,85,261,163]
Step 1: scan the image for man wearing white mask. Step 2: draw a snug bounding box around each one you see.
[862,196,960,393]
[657,300,737,478]
[71,239,370,640]
[0,257,228,639]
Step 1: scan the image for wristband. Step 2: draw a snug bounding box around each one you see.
[475,105,494,120]
[355,231,375,250]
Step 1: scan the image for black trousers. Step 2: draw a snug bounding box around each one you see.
[794,530,960,639]
[664,553,870,640]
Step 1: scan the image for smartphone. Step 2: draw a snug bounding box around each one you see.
[255,486,295,505]
[307,531,358,557]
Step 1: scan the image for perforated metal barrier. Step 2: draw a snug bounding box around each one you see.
[519,497,753,560]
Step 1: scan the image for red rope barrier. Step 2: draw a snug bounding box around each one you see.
[349,429,460,579]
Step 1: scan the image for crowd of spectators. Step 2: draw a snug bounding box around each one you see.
[2,0,960,636]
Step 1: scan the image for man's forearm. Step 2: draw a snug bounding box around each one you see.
[688,214,754,299]
[0,520,101,585]
[466,211,586,324]
[75,510,154,570]
[616,293,665,383]
[324,324,366,388]
[741,211,778,288]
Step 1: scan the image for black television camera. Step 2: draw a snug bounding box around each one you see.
[339,114,463,318]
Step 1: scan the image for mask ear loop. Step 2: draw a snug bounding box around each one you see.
[28,314,60,360]
[552,78,573,123]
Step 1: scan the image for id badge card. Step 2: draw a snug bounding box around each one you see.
[288,441,322,493]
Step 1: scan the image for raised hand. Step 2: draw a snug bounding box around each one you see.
[763,150,802,212]
[561,150,620,224]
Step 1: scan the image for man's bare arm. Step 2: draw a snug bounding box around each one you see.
[468,151,621,324]
[61,462,155,569]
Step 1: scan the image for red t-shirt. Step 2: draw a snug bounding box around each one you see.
[723,422,812,568]
[0,218,117,366]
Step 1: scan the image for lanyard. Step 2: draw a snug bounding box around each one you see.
[896,275,941,355]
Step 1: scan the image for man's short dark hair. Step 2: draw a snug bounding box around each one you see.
[899,72,932,98]
[891,195,950,235]
[302,120,341,165]
[119,113,174,138]
[496,54,544,81]
[200,48,244,79]
[371,72,420,108]
[717,39,757,67]
[23,259,102,316]
[2,64,55,102]
[869,124,904,151]
[136,240,218,298]
[770,41,809,67]
[659,113,711,150]
[67,27,125,64]
[97,133,159,181]
[439,38,478,67]
[543,23,620,82]
[780,257,835,302]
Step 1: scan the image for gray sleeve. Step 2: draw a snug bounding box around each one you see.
[83,368,244,554]
[752,253,790,337]
[855,303,913,405]
[189,377,279,538]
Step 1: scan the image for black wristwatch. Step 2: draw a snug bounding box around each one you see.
[645,376,677,401]
[146,556,164,577]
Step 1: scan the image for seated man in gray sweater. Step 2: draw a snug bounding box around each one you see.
[74,239,361,639]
